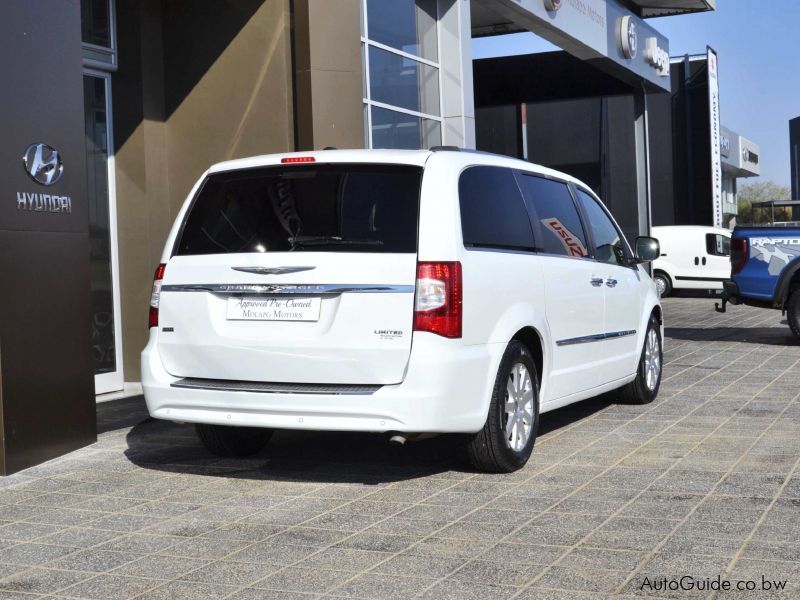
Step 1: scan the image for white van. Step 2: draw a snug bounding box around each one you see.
[651,226,731,296]
[142,149,663,472]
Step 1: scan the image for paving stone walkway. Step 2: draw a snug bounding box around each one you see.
[0,297,798,598]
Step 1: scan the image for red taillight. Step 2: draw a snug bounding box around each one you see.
[149,263,166,328]
[731,238,748,276]
[413,262,462,338]
[281,156,315,163]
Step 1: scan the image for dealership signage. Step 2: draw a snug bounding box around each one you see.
[492,0,671,90]
[720,135,731,158]
[16,192,72,213]
[707,47,723,228]
[15,143,72,214]
[743,148,759,164]
[643,37,669,77]
[618,15,637,59]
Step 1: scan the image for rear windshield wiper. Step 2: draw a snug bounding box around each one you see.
[288,235,384,247]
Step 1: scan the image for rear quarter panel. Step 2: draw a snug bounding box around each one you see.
[733,227,800,301]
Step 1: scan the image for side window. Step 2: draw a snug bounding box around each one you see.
[458,166,536,250]
[706,233,731,257]
[517,174,588,258]
[574,189,628,266]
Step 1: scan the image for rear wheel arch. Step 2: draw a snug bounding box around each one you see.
[511,326,544,389]
[774,257,800,306]
[653,268,671,282]
[653,270,672,295]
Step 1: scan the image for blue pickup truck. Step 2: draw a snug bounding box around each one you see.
[716,202,800,338]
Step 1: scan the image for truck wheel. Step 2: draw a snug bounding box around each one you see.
[788,287,800,338]
[196,424,273,457]
[653,272,671,297]
[620,314,662,405]
[467,341,540,473]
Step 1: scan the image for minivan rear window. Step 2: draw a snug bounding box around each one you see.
[174,164,422,255]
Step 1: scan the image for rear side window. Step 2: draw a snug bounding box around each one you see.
[517,174,588,258]
[706,233,731,257]
[458,166,535,250]
[175,164,422,255]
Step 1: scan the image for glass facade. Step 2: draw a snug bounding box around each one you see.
[81,0,121,391]
[361,0,441,149]
[81,0,116,68]
[84,74,116,376]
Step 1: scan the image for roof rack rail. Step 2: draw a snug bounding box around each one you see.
[429,145,462,152]
[322,146,338,150]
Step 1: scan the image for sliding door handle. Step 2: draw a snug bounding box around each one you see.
[590,277,604,287]
[606,278,618,288]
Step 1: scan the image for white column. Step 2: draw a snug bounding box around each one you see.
[438,0,475,148]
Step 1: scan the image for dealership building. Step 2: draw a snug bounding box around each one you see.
[0,0,715,471]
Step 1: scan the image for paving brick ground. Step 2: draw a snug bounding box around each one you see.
[0,297,798,599]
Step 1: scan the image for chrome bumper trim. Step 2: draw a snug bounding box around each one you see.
[171,378,382,395]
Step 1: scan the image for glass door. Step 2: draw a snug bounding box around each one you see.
[84,70,124,394]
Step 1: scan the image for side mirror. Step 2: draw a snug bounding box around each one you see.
[634,236,660,263]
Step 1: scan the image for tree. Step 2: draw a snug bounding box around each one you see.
[736,181,792,224]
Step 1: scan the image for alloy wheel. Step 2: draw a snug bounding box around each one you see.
[504,362,534,451]
[644,328,661,391]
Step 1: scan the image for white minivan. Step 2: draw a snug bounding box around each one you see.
[142,149,663,472]
[652,225,731,296]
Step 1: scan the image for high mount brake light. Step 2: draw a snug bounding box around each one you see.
[281,156,316,164]
[149,263,166,328]
[413,262,462,338]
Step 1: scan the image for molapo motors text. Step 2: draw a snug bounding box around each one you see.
[16,192,72,214]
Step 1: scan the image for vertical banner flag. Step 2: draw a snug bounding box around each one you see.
[707,47,723,227]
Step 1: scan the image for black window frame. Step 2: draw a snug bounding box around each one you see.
[570,183,636,268]
[458,165,538,253]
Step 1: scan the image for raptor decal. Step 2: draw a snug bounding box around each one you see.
[750,237,800,276]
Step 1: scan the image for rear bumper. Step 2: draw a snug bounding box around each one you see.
[141,332,500,434]
[719,279,777,310]
[722,279,741,304]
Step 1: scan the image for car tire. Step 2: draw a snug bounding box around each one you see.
[788,286,800,338]
[620,314,662,405]
[653,271,671,297]
[467,341,540,473]
[195,424,273,457]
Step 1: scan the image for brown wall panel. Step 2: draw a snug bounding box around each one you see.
[113,0,294,381]
[294,0,364,150]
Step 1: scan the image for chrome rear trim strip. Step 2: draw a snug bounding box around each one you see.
[161,283,414,295]
[171,378,382,395]
[231,266,316,275]
[556,330,636,346]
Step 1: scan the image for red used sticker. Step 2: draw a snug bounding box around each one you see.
[542,218,588,257]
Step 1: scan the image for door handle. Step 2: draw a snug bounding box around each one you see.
[702,257,707,266]
[606,278,618,288]
[590,277,604,287]
[694,257,699,265]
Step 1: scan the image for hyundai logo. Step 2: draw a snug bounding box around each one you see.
[22,143,63,186]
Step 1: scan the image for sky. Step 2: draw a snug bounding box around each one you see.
[472,2,800,187]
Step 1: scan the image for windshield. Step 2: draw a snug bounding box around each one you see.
[174,164,422,255]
